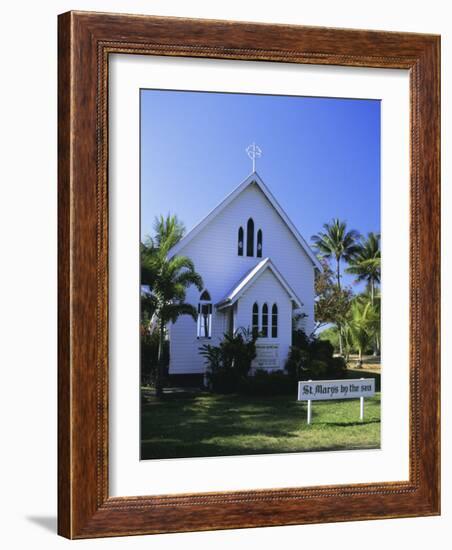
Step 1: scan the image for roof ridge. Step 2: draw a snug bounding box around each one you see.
[167,172,321,270]
[216,257,302,310]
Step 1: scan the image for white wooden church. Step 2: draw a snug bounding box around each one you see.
[167,150,321,381]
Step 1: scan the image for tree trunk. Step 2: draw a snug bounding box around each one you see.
[155,320,165,398]
[338,324,343,356]
[357,347,363,368]
[371,279,379,356]
[336,258,344,356]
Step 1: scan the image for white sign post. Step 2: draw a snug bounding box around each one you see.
[297,378,375,425]
[360,380,365,422]
[306,379,312,425]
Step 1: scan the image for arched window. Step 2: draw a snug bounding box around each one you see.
[261,303,268,337]
[257,229,263,258]
[252,302,259,336]
[197,290,212,338]
[200,290,211,301]
[246,218,254,256]
[238,227,244,256]
[271,303,278,338]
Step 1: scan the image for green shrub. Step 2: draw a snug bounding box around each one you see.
[285,329,347,381]
[209,369,244,394]
[318,327,340,353]
[310,339,334,362]
[328,356,347,378]
[238,369,295,396]
[218,329,257,377]
[309,359,328,378]
[285,346,309,380]
[200,328,348,395]
[292,328,311,350]
[141,329,169,383]
[200,328,257,393]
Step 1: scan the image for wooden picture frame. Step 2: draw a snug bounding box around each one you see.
[58,11,440,539]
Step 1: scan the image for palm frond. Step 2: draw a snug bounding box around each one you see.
[166,255,196,276]
[161,302,198,324]
[311,219,361,260]
[345,232,381,287]
[152,214,185,249]
[173,270,204,291]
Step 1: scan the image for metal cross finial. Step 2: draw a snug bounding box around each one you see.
[246,143,262,172]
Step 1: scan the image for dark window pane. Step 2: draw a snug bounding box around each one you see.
[197,291,212,338]
[262,303,268,337]
[238,226,244,256]
[252,302,259,335]
[257,229,263,258]
[271,303,278,338]
[247,218,254,256]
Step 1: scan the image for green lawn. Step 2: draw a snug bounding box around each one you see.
[141,391,381,460]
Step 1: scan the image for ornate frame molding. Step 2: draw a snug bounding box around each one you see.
[58,11,440,538]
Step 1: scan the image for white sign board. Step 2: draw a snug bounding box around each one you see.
[298,379,375,401]
[254,343,279,369]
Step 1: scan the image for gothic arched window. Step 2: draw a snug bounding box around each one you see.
[246,218,254,257]
[200,290,211,301]
[252,302,259,336]
[271,303,278,338]
[238,226,244,256]
[257,229,263,258]
[262,303,268,337]
[197,290,212,338]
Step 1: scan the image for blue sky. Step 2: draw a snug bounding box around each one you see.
[140,89,380,291]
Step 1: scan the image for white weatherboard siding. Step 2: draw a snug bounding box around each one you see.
[169,310,228,374]
[236,270,292,371]
[168,177,317,375]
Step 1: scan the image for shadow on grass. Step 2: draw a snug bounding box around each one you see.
[141,395,304,458]
[141,392,381,460]
[326,419,381,428]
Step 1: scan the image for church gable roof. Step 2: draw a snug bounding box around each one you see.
[167,172,322,269]
[216,257,303,310]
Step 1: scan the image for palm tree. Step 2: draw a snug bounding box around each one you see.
[355,288,381,356]
[345,299,377,367]
[311,219,360,290]
[311,219,360,355]
[141,214,188,317]
[346,232,381,305]
[141,214,203,396]
[145,214,186,250]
